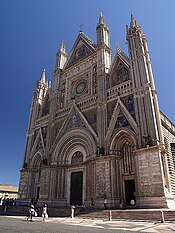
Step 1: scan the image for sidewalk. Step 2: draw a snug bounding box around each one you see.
[2,215,175,232]
[39,216,175,232]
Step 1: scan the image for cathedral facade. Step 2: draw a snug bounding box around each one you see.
[19,14,175,209]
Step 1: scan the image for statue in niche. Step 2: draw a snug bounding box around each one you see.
[96,147,105,156]
[143,134,153,147]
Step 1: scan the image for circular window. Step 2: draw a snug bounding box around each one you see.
[75,81,87,95]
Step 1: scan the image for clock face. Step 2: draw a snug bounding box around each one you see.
[75,80,87,95]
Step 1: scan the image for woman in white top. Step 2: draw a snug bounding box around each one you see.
[42,204,48,221]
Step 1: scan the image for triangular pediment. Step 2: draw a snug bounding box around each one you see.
[109,48,130,75]
[108,48,130,87]
[64,32,96,69]
[52,101,97,150]
[106,97,138,141]
[30,127,47,157]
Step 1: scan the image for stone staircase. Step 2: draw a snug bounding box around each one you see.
[1,206,175,222]
[77,209,175,222]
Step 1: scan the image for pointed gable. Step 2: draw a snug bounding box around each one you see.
[64,32,96,69]
[106,97,138,141]
[30,127,47,157]
[51,102,98,151]
[108,48,130,87]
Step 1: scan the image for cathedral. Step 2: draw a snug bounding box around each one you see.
[19,14,175,209]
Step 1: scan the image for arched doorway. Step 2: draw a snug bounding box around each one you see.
[110,130,137,207]
[70,151,84,205]
[51,128,97,206]
[121,141,135,206]
[29,153,43,203]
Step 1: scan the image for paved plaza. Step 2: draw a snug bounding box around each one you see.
[0,215,175,233]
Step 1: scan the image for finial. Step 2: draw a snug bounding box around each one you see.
[130,14,138,28]
[79,24,83,32]
[116,41,121,52]
[40,68,46,84]
[59,40,66,53]
[98,12,106,26]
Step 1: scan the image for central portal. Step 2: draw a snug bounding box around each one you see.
[70,171,83,205]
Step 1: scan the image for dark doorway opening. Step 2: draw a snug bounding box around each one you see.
[70,171,83,205]
[124,179,135,206]
[37,187,40,200]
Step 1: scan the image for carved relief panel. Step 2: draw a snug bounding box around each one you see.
[96,161,110,197]
[137,150,164,197]
[18,171,28,199]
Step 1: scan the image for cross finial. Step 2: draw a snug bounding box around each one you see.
[79,24,83,32]
[116,41,121,52]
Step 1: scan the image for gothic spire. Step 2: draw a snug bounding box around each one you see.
[55,41,67,70]
[59,40,66,54]
[96,12,110,46]
[40,69,46,84]
[98,12,107,27]
[130,14,138,28]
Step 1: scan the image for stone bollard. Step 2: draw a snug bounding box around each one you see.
[71,205,75,218]
[108,210,112,221]
[161,210,165,223]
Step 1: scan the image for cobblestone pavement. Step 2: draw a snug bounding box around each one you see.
[0,215,175,232]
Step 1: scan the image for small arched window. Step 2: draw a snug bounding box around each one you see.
[71,151,83,164]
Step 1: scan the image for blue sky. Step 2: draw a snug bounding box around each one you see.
[0,0,175,187]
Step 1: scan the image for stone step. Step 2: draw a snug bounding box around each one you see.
[1,206,175,222]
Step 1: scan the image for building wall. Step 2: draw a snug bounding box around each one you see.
[18,15,175,209]
[161,112,175,196]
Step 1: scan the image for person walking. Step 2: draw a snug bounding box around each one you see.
[27,205,35,222]
[91,197,95,209]
[130,199,135,208]
[104,198,107,210]
[42,204,48,221]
